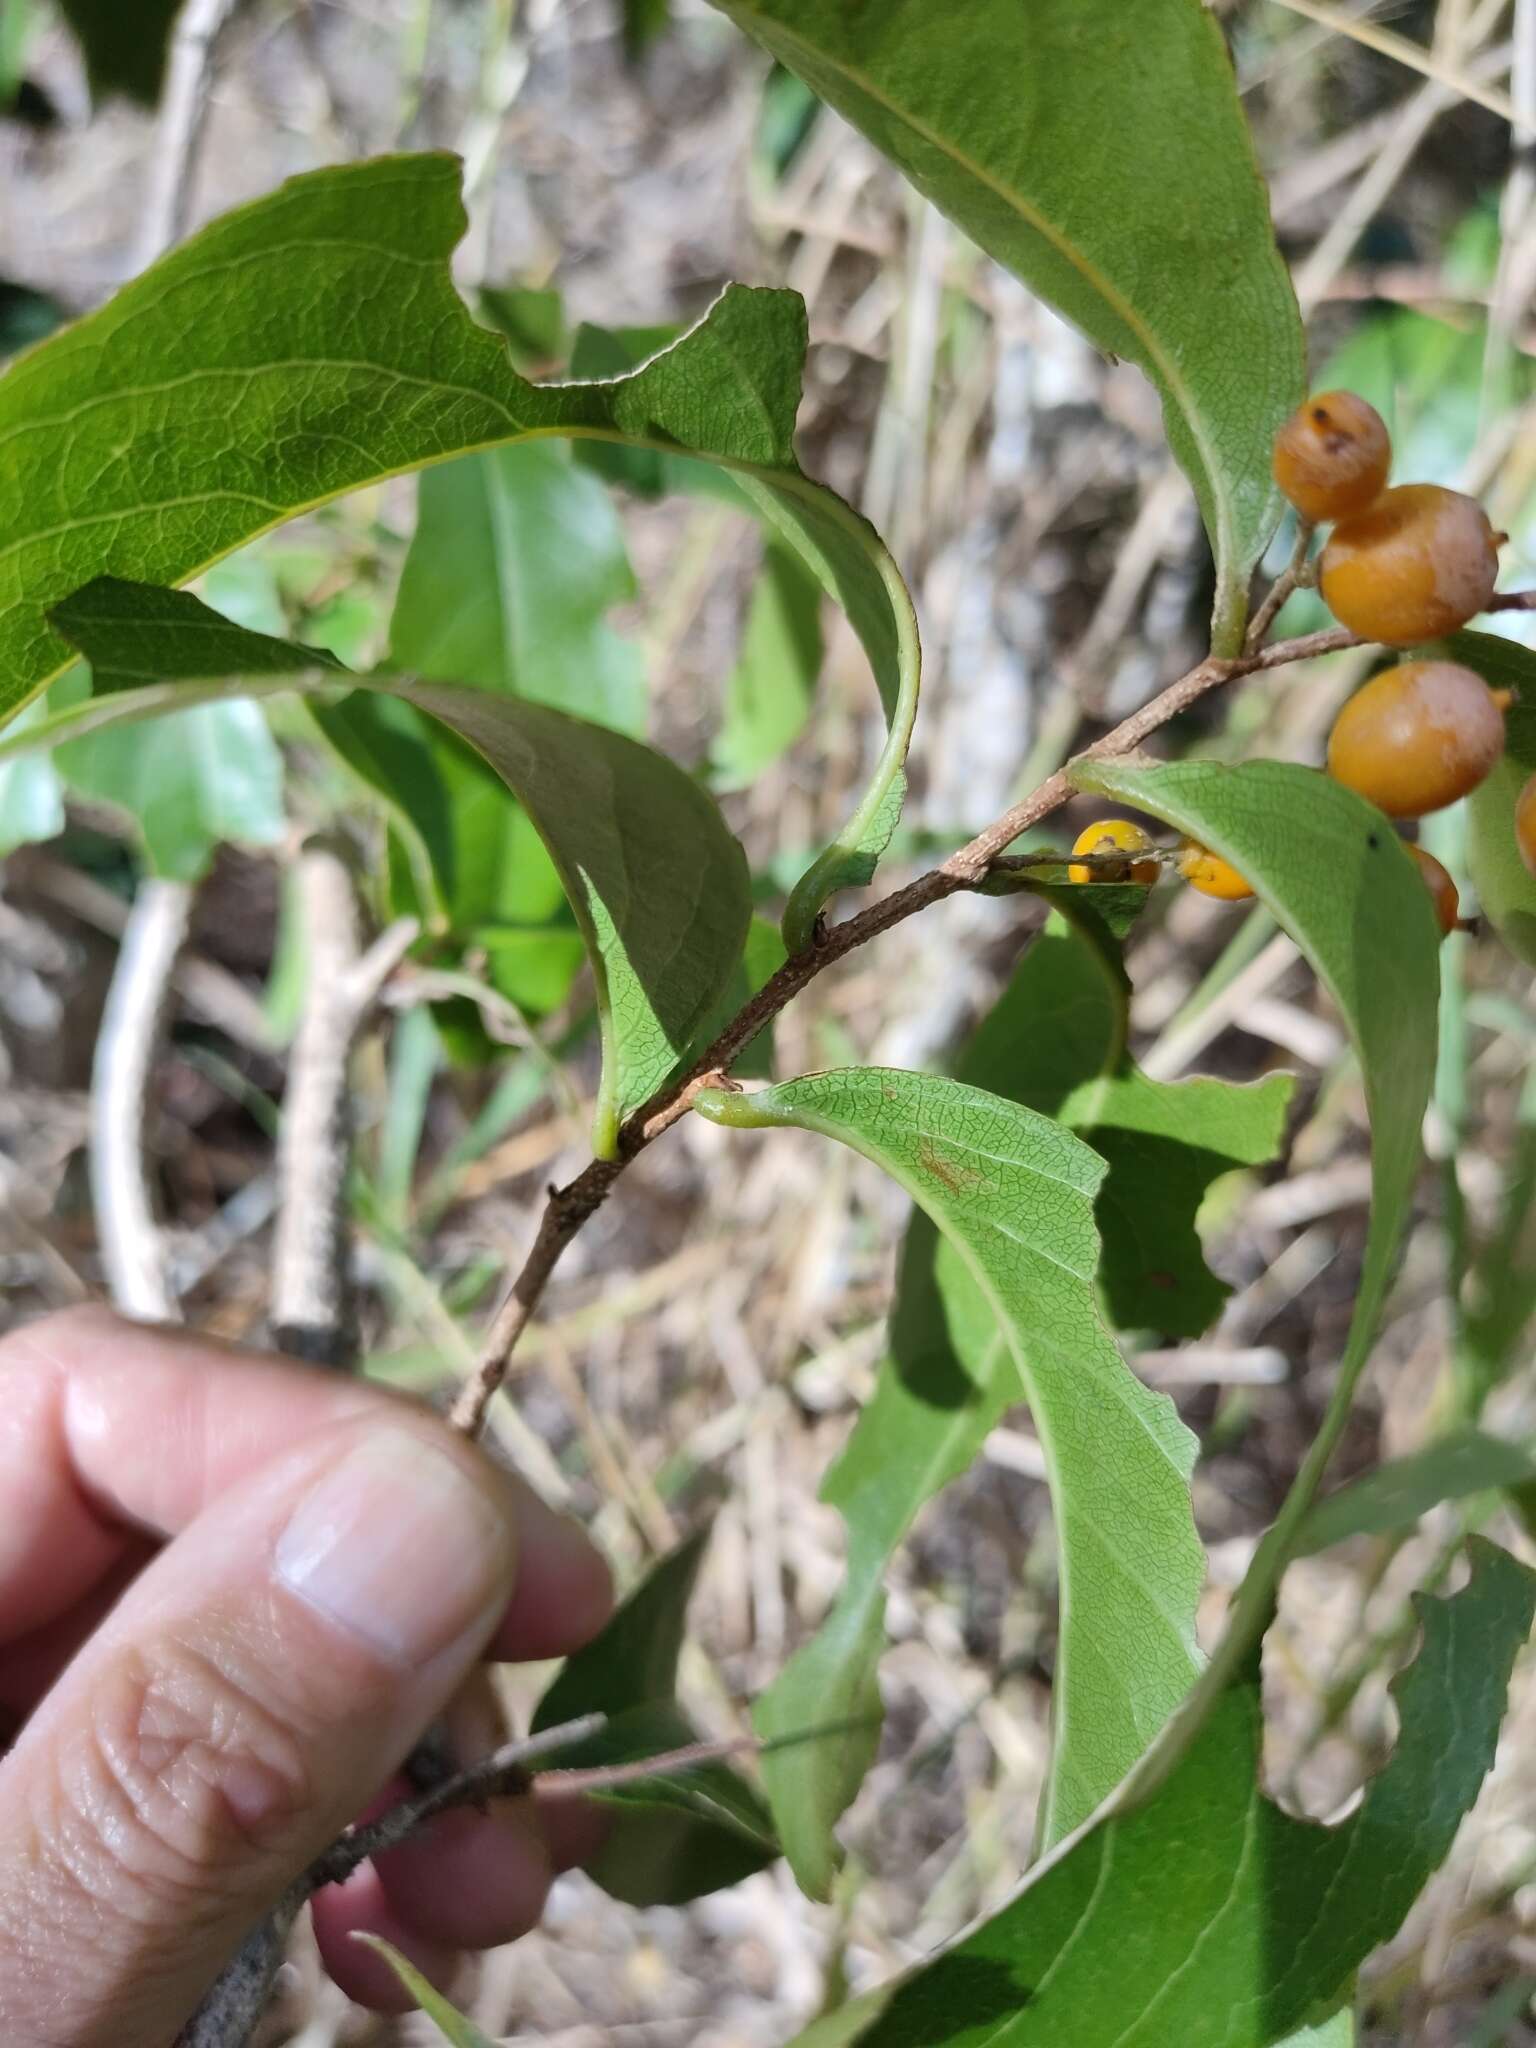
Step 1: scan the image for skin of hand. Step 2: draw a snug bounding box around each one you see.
[0,1306,615,2046]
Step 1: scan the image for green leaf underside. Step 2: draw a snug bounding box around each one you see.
[837,1541,1533,2048]
[0,155,918,937]
[531,1529,778,1906]
[697,1068,1206,1887]
[747,894,1290,1894]
[1454,631,1536,966]
[1297,1426,1536,1555]
[46,580,751,1151]
[1070,760,1438,1781]
[353,1939,499,2046]
[704,0,1304,652]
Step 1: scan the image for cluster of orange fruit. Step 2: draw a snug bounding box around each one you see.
[1069,391,1535,939]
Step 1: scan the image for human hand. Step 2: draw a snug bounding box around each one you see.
[0,1307,614,2046]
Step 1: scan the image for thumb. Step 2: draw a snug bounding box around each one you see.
[0,1416,522,2048]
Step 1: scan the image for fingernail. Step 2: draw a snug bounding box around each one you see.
[275,1429,515,1665]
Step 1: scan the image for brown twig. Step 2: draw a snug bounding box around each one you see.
[1244,520,1316,652]
[450,619,1372,1437]
[308,1714,610,1887]
[178,1709,816,2047]
[175,1714,605,2048]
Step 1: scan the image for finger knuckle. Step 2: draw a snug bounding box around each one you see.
[53,1637,314,1917]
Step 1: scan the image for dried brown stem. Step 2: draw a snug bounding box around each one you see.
[451,619,1370,1437]
[176,1714,607,2048]
[308,1714,610,1887]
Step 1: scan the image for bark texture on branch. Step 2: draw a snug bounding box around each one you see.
[270,838,415,1365]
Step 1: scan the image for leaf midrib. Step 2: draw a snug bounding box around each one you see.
[720,4,1230,579]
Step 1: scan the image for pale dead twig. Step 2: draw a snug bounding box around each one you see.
[136,0,235,266]
[24,855,276,1054]
[270,839,417,1366]
[90,879,192,1323]
[1482,0,1536,430]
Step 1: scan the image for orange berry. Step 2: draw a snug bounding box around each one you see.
[1516,773,1536,878]
[1272,391,1391,524]
[1406,842,1459,937]
[1177,840,1253,902]
[1325,660,1506,818]
[1068,818,1160,886]
[1318,484,1499,645]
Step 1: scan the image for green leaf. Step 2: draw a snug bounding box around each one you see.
[1297,1426,1536,1554]
[46,580,752,1153]
[352,1938,499,2046]
[55,693,286,883]
[0,0,38,104]
[1460,1114,1536,1400]
[1455,631,1536,966]
[0,155,918,938]
[58,0,181,103]
[697,1067,1206,1888]
[835,1540,1533,2048]
[390,441,645,733]
[381,437,644,1005]
[312,692,557,930]
[703,0,1304,652]
[568,322,706,499]
[745,897,1289,1893]
[972,892,1294,1335]
[0,698,64,853]
[1070,757,1438,1787]
[531,1528,779,1906]
[712,536,822,787]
